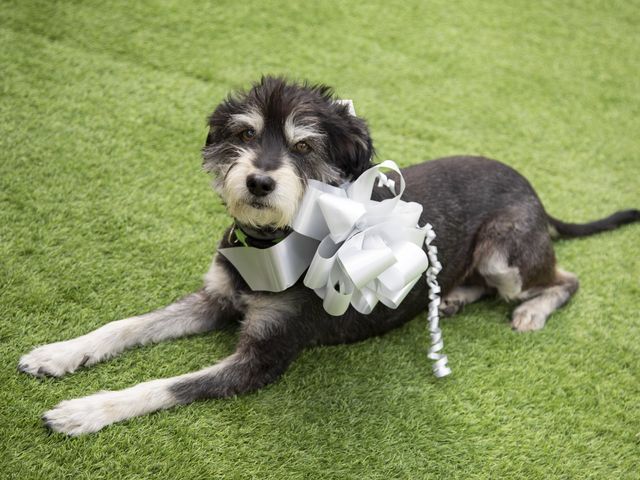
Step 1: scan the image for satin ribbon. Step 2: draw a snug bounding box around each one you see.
[297,160,429,316]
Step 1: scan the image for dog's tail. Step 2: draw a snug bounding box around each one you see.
[547,209,640,239]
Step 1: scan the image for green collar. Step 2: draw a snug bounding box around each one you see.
[230,223,287,248]
[233,226,249,246]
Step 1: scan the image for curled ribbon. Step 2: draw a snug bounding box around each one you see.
[424,225,451,378]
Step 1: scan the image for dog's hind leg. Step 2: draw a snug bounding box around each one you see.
[511,268,579,331]
[439,285,490,317]
[18,261,239,378]
[473,203,577,331]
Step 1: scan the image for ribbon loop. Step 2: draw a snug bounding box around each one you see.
[297,162,434,318]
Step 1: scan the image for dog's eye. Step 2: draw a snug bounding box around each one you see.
[293,141,310,154]
[239,129,256,142]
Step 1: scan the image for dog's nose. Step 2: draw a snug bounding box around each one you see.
[246,174,276,197]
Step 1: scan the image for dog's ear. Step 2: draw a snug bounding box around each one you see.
[204,129,214,147]
[326,105,374,180]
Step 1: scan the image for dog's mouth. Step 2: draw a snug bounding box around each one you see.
[248,199,271,210]
[250,201,268,209]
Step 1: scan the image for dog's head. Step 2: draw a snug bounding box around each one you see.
[202,76,374,230]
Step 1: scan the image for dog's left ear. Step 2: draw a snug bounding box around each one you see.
[326,104,374,180]
[204,129,214,147]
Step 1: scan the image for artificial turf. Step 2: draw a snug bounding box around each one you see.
[1,0,639,478]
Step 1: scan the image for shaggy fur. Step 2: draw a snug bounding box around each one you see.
[18,76,640,435]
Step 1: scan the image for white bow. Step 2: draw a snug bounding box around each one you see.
[296,160,430,316]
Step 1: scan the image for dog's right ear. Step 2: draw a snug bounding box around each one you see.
[204,93,245,148]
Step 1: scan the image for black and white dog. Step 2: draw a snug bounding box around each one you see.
[19,76,639,435]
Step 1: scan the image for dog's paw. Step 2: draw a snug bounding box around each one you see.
[439,298,463,317]
[43,392,117,436]
[43,380,173,435]
[511,305,547,332]
[18,341,93,378]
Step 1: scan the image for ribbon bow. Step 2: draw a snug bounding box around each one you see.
[296,160,430,316]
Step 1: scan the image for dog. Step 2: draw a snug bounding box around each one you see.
[18,76,639,435]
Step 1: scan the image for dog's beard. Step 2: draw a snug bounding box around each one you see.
[216,148,305,230]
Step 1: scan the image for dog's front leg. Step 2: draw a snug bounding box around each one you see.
[19,261,239,377]
[42,304,303,436]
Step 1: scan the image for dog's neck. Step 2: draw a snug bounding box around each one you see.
[233,221,290,248]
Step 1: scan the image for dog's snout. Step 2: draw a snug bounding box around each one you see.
[246,174,276,197]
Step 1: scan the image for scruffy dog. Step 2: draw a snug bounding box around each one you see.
[19,76,639,435]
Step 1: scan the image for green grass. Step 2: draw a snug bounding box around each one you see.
[1,0,639,478]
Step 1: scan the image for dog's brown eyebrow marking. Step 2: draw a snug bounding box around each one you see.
[283,114,324,144]
[228,108,264,133]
